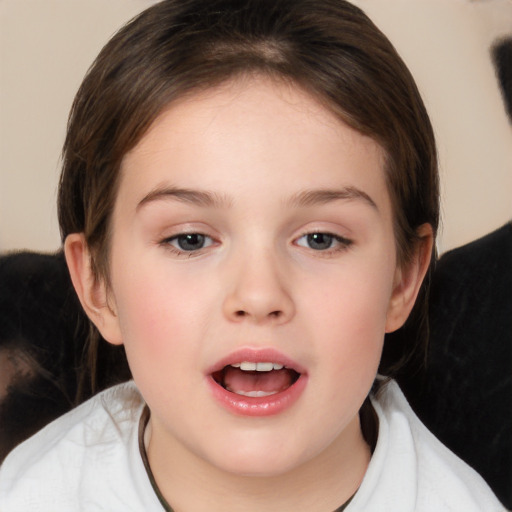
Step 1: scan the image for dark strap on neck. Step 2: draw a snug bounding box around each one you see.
[139,406,174,511]
[138,405,356,511]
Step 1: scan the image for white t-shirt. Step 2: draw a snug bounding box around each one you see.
[0,380,506,511]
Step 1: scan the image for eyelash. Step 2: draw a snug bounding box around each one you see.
[160,231,353,257]
[295,232,353,253]
[160,233,216,257]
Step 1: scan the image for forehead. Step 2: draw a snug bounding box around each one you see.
[117,77,390,215]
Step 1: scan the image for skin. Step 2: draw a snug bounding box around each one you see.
[66,77,432,511]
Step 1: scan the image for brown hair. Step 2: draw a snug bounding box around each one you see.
[58,0,439,390]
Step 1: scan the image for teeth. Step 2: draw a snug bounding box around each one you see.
[226,388,278,397]
[255,362,273,371]
[233,362,284,372]
[239,362,256,371]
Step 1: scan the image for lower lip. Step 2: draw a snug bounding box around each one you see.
[207,374,307,417]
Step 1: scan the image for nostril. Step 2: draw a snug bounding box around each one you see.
[233,310,281,319]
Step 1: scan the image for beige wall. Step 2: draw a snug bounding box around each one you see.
[1,0,511,254]
[356,0,512,254]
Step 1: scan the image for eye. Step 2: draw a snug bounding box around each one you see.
[165,233,214,252]
[295,232,352,251]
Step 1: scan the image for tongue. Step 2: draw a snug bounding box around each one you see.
[223,367,294,395]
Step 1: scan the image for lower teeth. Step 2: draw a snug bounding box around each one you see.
[226,388,278,397]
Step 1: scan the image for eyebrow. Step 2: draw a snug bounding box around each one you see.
[137,185,378,212]
[288,187,378,210]
[137,186,232,210]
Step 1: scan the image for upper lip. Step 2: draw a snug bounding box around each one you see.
[206,347,306,375]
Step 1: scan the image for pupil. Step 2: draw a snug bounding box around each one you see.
[308,233,333,250]
[178,234,205,251]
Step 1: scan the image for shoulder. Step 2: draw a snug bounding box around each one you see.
[349,380,506,512]
[432,222,512,293]
[0,382,146,511]
[438,222,512,270]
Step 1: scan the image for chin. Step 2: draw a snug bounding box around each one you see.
[200,431,313,479]
[216,455,302,479]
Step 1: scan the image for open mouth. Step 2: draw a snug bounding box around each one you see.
[212,361,301,398]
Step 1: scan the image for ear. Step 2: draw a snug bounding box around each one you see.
[64,233,123,345]
[385,224,434,333]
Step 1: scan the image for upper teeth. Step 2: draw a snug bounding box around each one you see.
[231,362,284,371]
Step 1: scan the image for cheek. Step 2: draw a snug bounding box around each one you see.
[304,254,394,330]
[111,274,204,411]
[300,254,395,372]
[110,264,213,373]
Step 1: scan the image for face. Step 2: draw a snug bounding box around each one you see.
[88,78,414,480]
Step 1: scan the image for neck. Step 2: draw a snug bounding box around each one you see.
[146,415,371,512]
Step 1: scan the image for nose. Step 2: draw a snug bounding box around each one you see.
[222,250,295,325]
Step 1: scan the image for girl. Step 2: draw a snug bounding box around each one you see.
[0,0,505,510]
